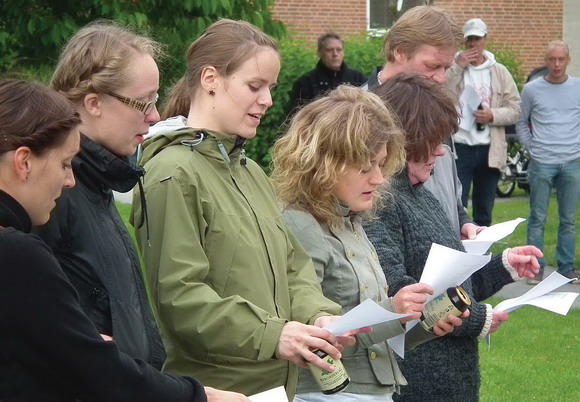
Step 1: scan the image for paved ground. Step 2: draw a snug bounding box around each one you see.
[493,265,580,309]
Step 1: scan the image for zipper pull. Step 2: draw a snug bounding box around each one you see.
[240,148,247,166]
[217,142,231,163]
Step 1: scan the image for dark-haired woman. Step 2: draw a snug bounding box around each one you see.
[0,78,246,401]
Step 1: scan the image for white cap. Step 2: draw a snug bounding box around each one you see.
[463,18,487,38]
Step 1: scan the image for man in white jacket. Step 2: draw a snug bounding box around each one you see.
[445,18,521,227]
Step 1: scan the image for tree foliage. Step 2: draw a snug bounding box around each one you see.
[0,0,285,85]
[1,2,525,171]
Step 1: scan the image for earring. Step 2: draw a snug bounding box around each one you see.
[209,90,215,96]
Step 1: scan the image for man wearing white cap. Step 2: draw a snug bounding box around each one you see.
[446,18,521,227]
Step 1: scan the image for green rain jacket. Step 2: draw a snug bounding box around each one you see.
[133,127,340,398]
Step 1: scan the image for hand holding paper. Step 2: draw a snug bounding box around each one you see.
[458,85,482,131]
[324,298,411,336]
[462,218,526,255]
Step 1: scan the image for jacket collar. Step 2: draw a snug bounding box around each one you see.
[195,129,246,164]
[0,190,32,232]
[362,66,383,91]
[141,127,246,167]
[75,135,144,193]
[331,199,363,229]
[316,60,349,77]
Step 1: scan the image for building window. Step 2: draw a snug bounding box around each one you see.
[368,0,432,30]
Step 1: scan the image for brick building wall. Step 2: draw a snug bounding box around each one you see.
[434,0,562,74]
[272,0,563,74]
[272,0,367,39]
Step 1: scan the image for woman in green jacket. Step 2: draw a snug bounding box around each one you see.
[133,19,359,399]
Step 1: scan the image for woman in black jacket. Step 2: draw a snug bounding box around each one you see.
[0,78,233,401]
[35,20,166,369]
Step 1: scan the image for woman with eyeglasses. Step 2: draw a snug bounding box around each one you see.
[36,20,166,369]
[0,77,250,402]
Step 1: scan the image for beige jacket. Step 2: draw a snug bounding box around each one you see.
[446,60,521,170]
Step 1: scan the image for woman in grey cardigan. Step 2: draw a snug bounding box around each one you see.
[366,73,542,402]
[271,85,464,402]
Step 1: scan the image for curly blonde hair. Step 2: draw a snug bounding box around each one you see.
[271,85,405,224]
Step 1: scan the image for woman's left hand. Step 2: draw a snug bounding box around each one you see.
[507,246,543,278]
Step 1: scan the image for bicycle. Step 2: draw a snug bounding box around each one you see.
[496,133,530,198]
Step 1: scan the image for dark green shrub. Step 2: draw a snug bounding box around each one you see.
[248,32,387,171]
[484,41,526,90]
[0,0,285,94]
[343,32,387,77]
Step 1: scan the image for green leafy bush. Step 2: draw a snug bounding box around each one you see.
[484,41,526,90]
[0,0,285,93]
[249,32,387,170]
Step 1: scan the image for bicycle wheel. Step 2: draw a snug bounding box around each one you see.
[497,167,516,197]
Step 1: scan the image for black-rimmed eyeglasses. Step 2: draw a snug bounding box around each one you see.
[108,92,159,115]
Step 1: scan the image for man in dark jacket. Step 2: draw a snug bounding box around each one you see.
[289,32,366,114]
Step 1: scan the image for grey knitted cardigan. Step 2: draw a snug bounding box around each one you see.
[364,171,514,402]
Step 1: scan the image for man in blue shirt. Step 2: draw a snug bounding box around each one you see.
[516,40,580,284]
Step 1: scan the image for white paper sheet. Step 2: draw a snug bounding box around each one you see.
[419,243,491,303]
[324,298,410,336]
[249,386,288,402]
[462,217,526,255]
[494,272,579,314]
[458,85,482,131]
[386,333,406,359]
[524,292,579,315]
[389,244,490,359]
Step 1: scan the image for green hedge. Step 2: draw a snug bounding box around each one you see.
[247,36,526,171]
[249,32,386,171]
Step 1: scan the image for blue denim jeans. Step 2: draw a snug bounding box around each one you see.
[455,144,501,226]
[527,158,580,274]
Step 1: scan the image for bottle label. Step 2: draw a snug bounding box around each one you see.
[420,291,463,330]
[308,353,350,394]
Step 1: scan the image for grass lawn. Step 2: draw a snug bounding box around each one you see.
[474,190,579,400]
[481,188,580,268]
[479,299,580,401]
[117,191,580,401]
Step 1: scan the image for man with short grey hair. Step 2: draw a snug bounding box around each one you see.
[516,40,580,284]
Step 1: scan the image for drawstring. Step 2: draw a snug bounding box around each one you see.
[181,131,205,150]
[136,172,151,247]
